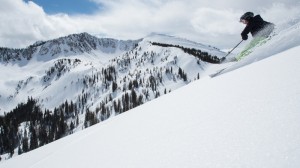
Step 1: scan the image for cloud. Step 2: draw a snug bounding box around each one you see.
[259,3,300,25]
[191,8,242,35]
[0,0,79,48]
[0,0,300,49]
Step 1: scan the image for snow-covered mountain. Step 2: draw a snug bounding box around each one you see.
[0,32,225,158]
[1,18,300,167]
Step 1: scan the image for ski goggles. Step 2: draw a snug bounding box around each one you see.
[240,19,247,24]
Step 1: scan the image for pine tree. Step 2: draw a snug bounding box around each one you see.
[178,67,183,77]
[183,72,187,81]
[64,100,69,116]
[56,110,66,139]
[84,111,89,128]
[18,145,22,155]
[138,95,143,105]
[70,121,75,133]
[76,115,79,126]
[22,137,29,153]
[29,125,38,150]
[131,89,138,108]
[113,100,118,113]
[38,125,47,146]
[112,81,118,92]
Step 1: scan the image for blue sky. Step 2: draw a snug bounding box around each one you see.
[25,0,100,15]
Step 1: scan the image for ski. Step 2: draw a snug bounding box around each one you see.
[209,68,227,78]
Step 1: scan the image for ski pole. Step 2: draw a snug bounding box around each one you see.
[224,40,243,58]
[219,40,243,63]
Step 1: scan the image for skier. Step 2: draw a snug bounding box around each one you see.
[236,12,275,60]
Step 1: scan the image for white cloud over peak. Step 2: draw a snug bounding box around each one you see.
[0,0,78,48]
[0,0,299,49]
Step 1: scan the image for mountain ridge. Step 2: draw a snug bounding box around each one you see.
[0,32,141,64]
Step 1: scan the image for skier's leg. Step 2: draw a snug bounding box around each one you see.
[236,37,265,61]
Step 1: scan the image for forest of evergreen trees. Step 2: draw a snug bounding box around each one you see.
[0,45,37,63]
[0,97,80,158]
[151,42,222,64]
[0,89,147,159]
[43,58,81,82]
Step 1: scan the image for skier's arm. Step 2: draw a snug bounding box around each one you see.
[241,26,250,40]
[241,21,256,40]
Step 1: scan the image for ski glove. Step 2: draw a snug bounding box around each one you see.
[242,34,248,40]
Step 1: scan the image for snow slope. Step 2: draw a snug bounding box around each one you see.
[1,43,300,167]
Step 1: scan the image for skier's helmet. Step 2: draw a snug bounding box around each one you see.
[240,12,254,21]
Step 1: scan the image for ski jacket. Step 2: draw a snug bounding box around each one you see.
[241,15,274,40]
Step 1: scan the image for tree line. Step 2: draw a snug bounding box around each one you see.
[151,42,221,64]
